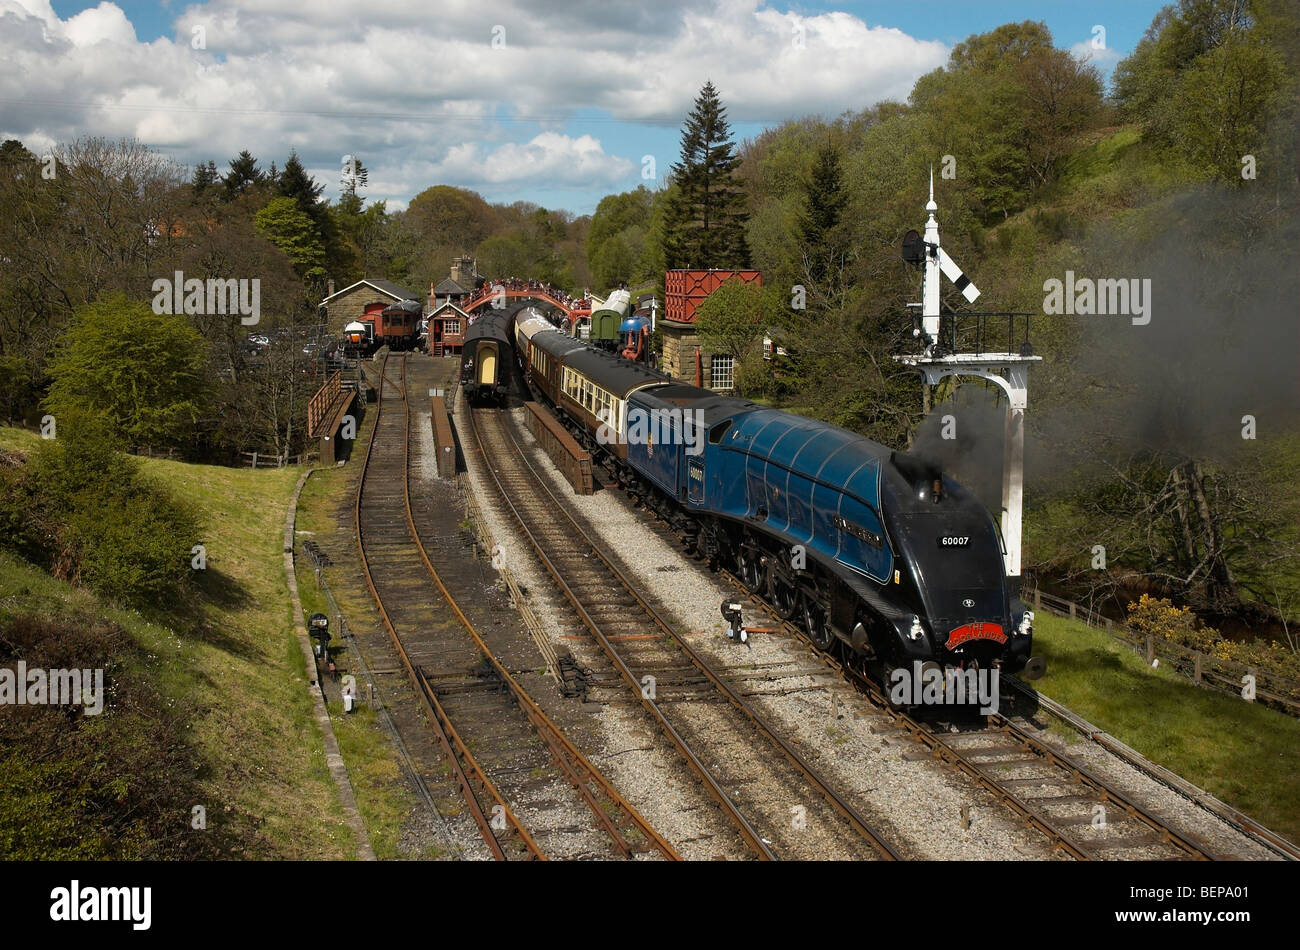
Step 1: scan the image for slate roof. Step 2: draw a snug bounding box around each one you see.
[432,277,470,296]
[320,278,419,305]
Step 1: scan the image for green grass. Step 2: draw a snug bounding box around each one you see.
[291,419,433,859]
[1048,124,1200,215]
[0,425,355,858]
[1031,610,1300,844]
[329,702,437,859]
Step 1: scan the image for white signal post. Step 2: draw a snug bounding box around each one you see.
[895,174,1040,580]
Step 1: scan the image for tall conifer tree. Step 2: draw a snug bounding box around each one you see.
[798,140,845,289]
[278,150,324,221]
[221,150,265,201]
[664,81,749,269]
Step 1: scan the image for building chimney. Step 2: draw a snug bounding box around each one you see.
[327,279,335,297]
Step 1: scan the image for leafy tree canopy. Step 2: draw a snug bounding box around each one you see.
[254,196,327,281]
[44,295,212,448]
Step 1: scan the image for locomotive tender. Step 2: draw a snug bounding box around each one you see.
[512,306,1035,679]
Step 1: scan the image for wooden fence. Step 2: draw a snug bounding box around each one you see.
[240,451,317,468]
[1026,583,1300,717]
[130,445,181,460]
[306,371,342,439]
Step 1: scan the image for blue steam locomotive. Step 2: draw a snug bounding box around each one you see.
[512,307,1035,679]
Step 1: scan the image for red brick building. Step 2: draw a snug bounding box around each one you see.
[660,269,762,391]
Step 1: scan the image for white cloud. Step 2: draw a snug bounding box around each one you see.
[432,132,634,187]
[1070,38,1122,69]
[0,0,951,207]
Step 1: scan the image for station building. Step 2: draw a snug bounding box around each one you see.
[319,278,421,336]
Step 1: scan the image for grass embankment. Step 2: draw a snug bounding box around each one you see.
[0,425,354,858]
[291,418,437,859]
[1031,610,1300,844]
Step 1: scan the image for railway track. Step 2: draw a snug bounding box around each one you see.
[468,406,902,861]
[354,354,678,860]
[717,576,1225,860]
[482,382,1244,861]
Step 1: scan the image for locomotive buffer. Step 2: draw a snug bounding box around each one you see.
[893,173,1041,585]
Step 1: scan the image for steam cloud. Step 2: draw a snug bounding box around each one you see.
[907,180,1300,509]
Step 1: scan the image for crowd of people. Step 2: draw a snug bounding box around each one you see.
[485,277,588,313]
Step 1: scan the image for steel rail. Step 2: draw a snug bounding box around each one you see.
[1003,674,1300,861]
[354,353,542,860]
[471,407,902,861]
[721,572,1219,861]
[400,391,679,861]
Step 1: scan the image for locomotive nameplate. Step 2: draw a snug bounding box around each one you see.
[936,536,970,548]
[945,622,1007,648]
[833,515,882,548]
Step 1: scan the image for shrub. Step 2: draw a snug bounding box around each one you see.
[0,414,202,606]
[1127,594,1219,653]
[44,294,211,451]
[1127,594,1300,684]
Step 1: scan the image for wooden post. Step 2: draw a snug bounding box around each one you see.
[1194,653,1202,685]
[1068,601,1076,620]
[1033,587,1041,610]
[1105,618,1113,634]
[252,451,258,468]
[1146,635,1155,665]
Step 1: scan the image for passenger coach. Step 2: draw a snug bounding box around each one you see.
[460,307,517,405]
[515,307,663,461]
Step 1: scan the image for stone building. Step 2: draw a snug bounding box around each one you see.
[659,269,760,392]
[319,278,421,335]
[429,256,480,310]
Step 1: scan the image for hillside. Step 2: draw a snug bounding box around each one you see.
[0,427,356,858]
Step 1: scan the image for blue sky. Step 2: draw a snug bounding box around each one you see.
[14,1,1169,216]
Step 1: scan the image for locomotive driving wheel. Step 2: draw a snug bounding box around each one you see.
[768,571,799,620]
[738,546,765,593]
[801,595,835,651]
